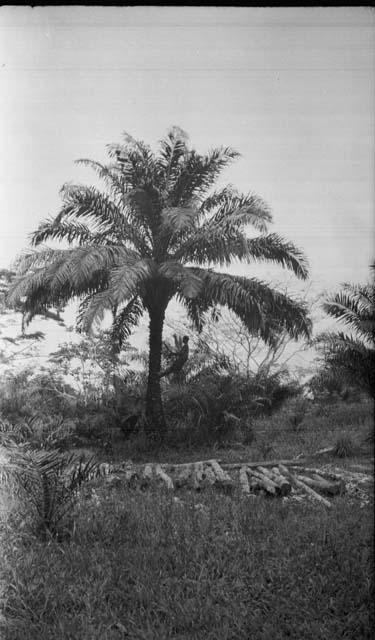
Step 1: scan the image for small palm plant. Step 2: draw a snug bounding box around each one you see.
[1,445,99,540]
[8,127,311,440]
[316,267,375,398]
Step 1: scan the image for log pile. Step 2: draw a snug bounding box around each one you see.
[94,458,346,508]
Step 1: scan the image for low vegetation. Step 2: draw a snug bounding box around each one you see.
[1,467,373,640]
[0,381,373,639]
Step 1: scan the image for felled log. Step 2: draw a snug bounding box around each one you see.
[267,467,292,496]
[201,465,217,487]
[222,457,310,470]
[248,475,262,491]
[140,464,154,489]
[289,465,341,481]
[256,466,290,496]
[239,466,250,495]
[192,462,205,490]
[247,468,278,495]
[279,464,332,508]
[154,464,174,490]
[311,446,336,457]
[208,460,234,491]
[173,463,193,489]
[296,473,343,496]
[124,467,138,483]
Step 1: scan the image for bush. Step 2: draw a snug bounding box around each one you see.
[162,369,300,447]
[333,436,357,458]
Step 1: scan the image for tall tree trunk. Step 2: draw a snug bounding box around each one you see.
[145,303,167,441]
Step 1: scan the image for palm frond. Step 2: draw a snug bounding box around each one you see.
[80,259,152,332]
[31,218,102,246]
[184,269,311,343]
[160,206,199,233]
[158,262,204,299]
[322,284,375,341]
[57,183,125,232]
[172,225,249,266]
[245,234,309,280]
[315,331,375,397]
[57,181,153,255]
[48,246,137,294]
[74,158,124,195]
[158,126,189,191]
[169,147,240,206]
[110,296,144,352]
[200,189,272,233]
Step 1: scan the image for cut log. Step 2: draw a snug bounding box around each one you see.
[266,467,292,496]
[279,464,332,508]
[222,458,310,470]
[296,473,343,496]
[140,464,154,488]
[154,464,174,490]
[239,466,250,495]
[289,465,341,481]
[247,468,278,495]
[192,462,205,490]
[201,465,217,486]
[312,446,336,457]
[209,460,232,483]
[173,464,193,489]
[248,475,262,491]
[209,460,234,491]
[143,464,153,479]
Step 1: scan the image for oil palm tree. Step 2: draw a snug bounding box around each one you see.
[316,267,375,397]
[8,127,311,439]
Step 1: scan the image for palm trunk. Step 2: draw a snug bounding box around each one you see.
[145,303,167,441]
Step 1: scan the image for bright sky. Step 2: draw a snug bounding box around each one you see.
[0,6,374,362]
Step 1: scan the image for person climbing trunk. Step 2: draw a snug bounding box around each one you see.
[159,335,189,378]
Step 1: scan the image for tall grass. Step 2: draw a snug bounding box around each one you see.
[1,483,373,640]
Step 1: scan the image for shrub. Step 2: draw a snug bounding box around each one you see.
[333,436,357,458]
[162,368,299,447]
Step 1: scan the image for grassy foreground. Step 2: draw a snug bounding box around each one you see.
[0,398,373,639]
[1,482,373,640]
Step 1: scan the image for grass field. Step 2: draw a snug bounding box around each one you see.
[0,398,373,639]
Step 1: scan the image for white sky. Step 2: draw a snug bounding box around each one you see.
[0,6,374,362]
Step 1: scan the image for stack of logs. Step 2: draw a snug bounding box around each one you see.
[234,463,344,508]
[96,458,345,509]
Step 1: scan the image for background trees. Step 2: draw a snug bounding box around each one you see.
[8,127,311,439]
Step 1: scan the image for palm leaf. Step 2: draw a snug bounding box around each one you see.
[245,234,309,280]
[200,188,272,233]
[158,126,189,191]
[31,218,105,246]
[110,296,144,352]
[322,284,375,341]
[158,262,204,299]
[169,147,240,207]
[184,269,311,343]
[80,259,152,332]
